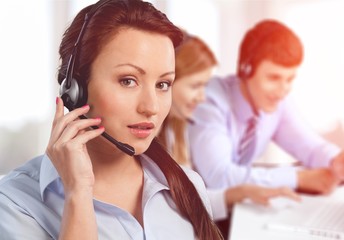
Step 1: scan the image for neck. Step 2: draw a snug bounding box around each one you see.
[88,137,144,225]
[239,79,258,116]
[87,136,139,179]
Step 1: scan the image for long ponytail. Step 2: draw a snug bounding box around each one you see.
[145,139,223,240]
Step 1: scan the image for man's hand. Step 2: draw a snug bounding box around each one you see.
[224,185,300,207]
[297,168,340,195]
[330,150,344,181]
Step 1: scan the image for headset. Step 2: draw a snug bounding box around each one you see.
[59,0,135,156]
[238,21,283,116]
[238,21,282,80]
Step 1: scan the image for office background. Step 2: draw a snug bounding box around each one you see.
[1,0,343,174]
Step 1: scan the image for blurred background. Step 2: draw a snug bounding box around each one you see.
[0,0,343,174]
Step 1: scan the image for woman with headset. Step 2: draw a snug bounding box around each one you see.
[0,0,223,239]
[157,30,300,238]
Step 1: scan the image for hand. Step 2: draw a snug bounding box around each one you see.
[46,97,105,195]
[297,168,340,195]
[330,150,344,181]
[225,185,300,207]
[244,185,300,206]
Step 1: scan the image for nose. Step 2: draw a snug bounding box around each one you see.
[137,87,159,116]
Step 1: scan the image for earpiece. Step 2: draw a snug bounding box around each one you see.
[59,0,135,156]
[238,21,282,80]
[239,62,252,80]
[59,0,115,111]
[60,77,87,112]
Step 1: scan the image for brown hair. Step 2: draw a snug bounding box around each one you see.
[237,19,303,79]
[158,31,217,166]
[57,1,222,239]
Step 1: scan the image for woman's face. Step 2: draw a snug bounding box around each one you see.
[245,60,298,113]
[87,28,175,154]
[170,67,213,120]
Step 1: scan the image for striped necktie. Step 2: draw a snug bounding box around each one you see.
[238,115,258,165]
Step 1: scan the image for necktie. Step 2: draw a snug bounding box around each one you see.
[238,115,258,165]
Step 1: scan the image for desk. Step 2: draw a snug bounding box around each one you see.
[229,186,344,240]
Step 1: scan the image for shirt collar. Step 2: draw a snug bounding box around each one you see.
[139,154,169,190]
[230,76,262,123]
[39,154,60,200]
[230,76,254,123]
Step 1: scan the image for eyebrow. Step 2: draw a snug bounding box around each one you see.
[115,63,175,78]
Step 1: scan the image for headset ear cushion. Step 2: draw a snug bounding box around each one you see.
[59,78,87,111]
[239,62,252,80]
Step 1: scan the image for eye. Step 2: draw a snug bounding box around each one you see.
[267,73,281,81]
[191,83,203,89]
[156,81,172,91]
[119,78,137,88]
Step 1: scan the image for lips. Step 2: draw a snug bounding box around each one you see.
[128,122,155,138]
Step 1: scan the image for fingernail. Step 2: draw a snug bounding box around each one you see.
[56,97,59,105]
[82,104,89,108]
[99,126,105,130]
[95,117,101,121]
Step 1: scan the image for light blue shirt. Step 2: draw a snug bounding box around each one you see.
[0,154,212,239]
[188,75,340,189]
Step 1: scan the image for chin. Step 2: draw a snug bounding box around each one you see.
[133,139,155,155]
[133,146,149,156]
[185,113,193,120]
[262,105,278,113]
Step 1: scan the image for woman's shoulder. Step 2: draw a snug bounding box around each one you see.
[0,155,44,202]
[0,155,58,239]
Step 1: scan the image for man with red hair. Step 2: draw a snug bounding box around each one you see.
[188,19,344,195]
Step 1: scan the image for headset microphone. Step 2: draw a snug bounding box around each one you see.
[78,115,135,156]
[59,0,135,156]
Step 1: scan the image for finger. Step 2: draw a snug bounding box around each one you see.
[254,197,270,206]
[278,187,301,201]
[52,97,65,128]
[63,126,105,147]
[246,186,272,206]
[50,103,90,144]
[251,194,270,206]
[57,104,91,131]
[49,97,67,144]
[57,117,102,143]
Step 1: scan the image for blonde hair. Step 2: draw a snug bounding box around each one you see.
[158,30,217,166]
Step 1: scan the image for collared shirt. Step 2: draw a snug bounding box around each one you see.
[0,154,212,240]
[188,75,340,189]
